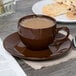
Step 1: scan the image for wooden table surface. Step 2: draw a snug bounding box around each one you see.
[0,0,76,76]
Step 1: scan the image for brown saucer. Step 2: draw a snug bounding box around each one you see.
[3,32,72,61]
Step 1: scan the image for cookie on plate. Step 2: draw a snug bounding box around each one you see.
[56,0,76,6]
[67,10,76,20]
[42,3,69,17]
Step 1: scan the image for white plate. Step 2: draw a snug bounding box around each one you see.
[32,0,76,23]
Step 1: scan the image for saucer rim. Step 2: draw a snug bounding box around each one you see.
[3,32,72,61]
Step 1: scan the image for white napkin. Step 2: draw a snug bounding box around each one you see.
[23,31,75,70]
[0,38,27,76]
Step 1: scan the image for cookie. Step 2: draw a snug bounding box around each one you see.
[67,11,76,20]
[42,3,69,17]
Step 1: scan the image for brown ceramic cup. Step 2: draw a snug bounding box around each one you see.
[18,15,69,50]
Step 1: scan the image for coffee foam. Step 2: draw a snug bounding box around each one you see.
[20,17,55,29]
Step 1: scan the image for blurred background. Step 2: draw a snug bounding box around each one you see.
[0,0,19,17]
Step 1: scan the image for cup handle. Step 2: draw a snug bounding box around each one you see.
[53,27,70,45]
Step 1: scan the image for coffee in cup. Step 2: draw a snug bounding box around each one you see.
[20,17,54,29]
[18,15,69,50]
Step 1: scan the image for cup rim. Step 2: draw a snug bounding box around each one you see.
[18,14,56,30]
